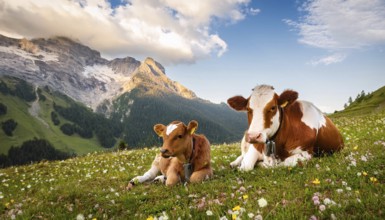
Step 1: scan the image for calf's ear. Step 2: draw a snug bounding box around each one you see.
[278,90,298,108]
[154,124,166,137]
[187,120,198,135]
[227,96,248,111]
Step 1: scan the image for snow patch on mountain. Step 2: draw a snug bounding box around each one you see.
[0,46,58,62]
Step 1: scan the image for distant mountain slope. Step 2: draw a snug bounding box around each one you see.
[0,76,105,155]
[333,86,385,117]
[0,35,247,153]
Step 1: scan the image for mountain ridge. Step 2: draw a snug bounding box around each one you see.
[0,35,247,153]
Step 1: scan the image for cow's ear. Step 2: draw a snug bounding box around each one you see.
[227,96,248,111]
[154,124,166,137]
[187,120,198,135]
[278,90,298,108]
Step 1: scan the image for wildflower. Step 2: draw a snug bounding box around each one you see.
[146,216,154,220]
[232,205,241,211]
[255,214,263,220]
[243,195,249,200]
[206,210,213,216]
[319,204,326,212]
[248,213,255,218]
[353,146,358,150]
[76,214,85,220]
[312,178,320,185]
[232,214,237,220]
[363,171,368,176]
[370,177,378,183]
[309,215,318,220]
[258,198,268,208]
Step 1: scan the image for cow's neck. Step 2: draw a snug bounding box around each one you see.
[177,136,195,164]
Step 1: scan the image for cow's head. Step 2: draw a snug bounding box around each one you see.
[154,120,198,159]
[227,85,298,143]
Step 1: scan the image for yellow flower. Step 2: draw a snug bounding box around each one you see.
[243,195,249,200]
[353,146,358,150]
[232,214,237,220]
[312,178,320,185]
[370,177,378,183]
[288,167,292,171]
[363,171,368,176]
[355,190,360,194]
[232,205,241,211]
[146,216,154,220]
[92,218,97,220]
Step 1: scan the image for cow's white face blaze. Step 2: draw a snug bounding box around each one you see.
[247,85,280,143]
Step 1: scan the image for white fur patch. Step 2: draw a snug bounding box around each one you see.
[299,101,326,130]
[166,124,179,135]
[239,144,263,171]
[283,147,312,167]
[248,85,277,141]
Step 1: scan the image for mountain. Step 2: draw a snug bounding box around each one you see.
[0,35,247,154]
[332,86,385,117]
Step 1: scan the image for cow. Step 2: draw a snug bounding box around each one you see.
[227,85,344,171]
[127,120,213,188]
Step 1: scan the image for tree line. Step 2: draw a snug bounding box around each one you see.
[0,138,73,168]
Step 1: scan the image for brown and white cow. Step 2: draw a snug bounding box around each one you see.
[127,120,213,188]
[228,85,344,171]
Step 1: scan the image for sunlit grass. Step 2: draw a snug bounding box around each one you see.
[1,113,384,219]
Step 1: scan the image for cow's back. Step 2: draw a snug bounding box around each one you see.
[298,101,343,155]
[314,116,344,155]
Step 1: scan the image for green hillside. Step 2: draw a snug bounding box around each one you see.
[0,77,104,155]
[333,86,385,117]
[0,111,384,219]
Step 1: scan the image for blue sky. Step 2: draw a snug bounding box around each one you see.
[0,0,384,112]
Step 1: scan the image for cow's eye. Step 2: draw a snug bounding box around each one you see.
[271,106,277,111]
[178,135,183,139]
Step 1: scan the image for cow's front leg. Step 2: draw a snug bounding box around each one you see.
[129,155,161,185]
[230,135,249,168]
[282,148,312,167]
[230,155,244,168]
[239,144,263,171]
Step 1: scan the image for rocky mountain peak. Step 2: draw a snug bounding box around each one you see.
[0,35,197,113]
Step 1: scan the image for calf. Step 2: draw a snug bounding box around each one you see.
[127,120,213,188]
[228,85,344,171]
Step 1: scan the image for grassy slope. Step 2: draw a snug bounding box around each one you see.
[0,88,103,155]
[1,112,384,219]
[333,86,385,117]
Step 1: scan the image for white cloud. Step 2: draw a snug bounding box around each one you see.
[309,53,347,66]
[0,0,252,65]
[285,0,385,64]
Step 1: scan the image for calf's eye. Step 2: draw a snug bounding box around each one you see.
[178,135,183,139]
[271,106,276,111]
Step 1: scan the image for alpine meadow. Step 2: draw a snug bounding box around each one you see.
[1,90,384,219]
[1,0,385,218]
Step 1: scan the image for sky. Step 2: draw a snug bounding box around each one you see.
[0,0,384,112]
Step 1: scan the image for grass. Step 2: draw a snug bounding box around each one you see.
[1,112,384,219]
[0,88,104,155]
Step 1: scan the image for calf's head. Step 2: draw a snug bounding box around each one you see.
[227,85,298,143]
[154,120,198,159]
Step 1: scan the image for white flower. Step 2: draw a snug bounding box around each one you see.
[206,210,213,216]
[319,204,326,212]
[258,198,268,208]
[76,214,85,220]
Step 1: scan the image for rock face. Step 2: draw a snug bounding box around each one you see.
[0,35,196,111]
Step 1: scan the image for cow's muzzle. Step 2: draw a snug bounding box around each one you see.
[160,148,172,158]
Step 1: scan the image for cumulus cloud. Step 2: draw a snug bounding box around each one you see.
[285,0,385,64]
[0,0,252,65]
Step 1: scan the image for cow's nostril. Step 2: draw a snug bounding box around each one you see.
[160,149,168,154]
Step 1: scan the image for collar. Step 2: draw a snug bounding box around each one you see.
[265,107,283,157]
[183,136,195,182]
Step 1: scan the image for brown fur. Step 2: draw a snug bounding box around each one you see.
[154,120,213,186]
